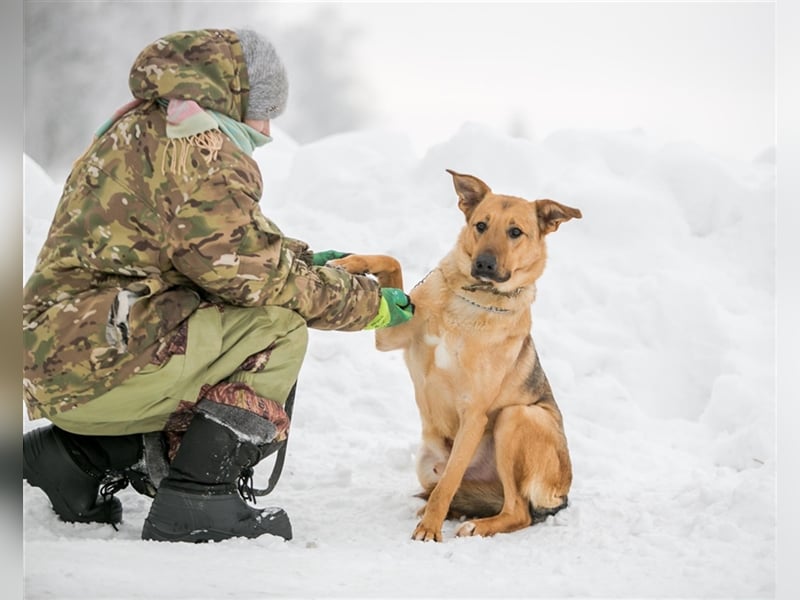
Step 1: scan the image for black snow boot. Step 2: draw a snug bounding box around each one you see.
[141,403,292,543]
[23,425,143,525]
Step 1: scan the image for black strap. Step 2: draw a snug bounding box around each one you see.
[251,381,297,497]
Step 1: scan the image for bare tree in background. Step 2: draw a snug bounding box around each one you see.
[24,1,373,174]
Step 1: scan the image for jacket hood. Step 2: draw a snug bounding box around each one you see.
[129,29,249,121]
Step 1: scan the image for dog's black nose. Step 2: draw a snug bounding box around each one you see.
[472,253,498,279]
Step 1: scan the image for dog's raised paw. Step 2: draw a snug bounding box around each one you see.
[327,256,359,272]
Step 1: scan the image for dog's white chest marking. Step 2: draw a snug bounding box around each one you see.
[424,334,456,370]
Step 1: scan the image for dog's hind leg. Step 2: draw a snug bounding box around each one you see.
[456,403,571,537]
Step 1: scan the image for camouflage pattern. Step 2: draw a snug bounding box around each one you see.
[23,29,381,421]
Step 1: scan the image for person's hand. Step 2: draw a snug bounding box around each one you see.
[312,250,351,266]
[365,288,415,330]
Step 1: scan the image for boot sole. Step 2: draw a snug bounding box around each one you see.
[142,509,293,543]
[141,511,292,543]
[141,488,292,543]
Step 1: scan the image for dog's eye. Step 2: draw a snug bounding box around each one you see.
[475,222,488,234]
[508,227,523,239]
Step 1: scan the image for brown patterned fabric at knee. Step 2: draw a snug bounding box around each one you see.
[239,342,276,372]
[151,320,189,366]
[163,399,199,461]
[203,381,290,441]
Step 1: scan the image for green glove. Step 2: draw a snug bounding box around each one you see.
[365,288,415,330]
[312,250,351,266]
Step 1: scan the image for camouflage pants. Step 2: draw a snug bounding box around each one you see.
[50,305,308,446]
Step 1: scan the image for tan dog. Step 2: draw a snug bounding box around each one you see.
[333,169,581,541]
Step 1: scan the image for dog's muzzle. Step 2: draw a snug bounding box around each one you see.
[471,253,510,283]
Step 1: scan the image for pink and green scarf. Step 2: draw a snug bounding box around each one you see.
[95,98,271,156]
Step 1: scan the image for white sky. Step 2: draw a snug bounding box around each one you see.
[274,1,774,161]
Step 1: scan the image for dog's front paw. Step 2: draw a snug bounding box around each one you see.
[412,520,442,542]
[327,255,365,273]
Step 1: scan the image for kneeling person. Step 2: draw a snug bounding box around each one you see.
[22,28,413,543]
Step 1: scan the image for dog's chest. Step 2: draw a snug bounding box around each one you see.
[408,269,525,378]
[408,319,516,377]
[421,333,458,371]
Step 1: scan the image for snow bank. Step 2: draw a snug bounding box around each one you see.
[23,123,775,598]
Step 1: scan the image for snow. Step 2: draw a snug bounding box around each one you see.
[23,122,775,598]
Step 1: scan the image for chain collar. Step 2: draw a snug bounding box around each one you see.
[454,293,514,313]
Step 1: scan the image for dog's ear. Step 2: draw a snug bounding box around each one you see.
[446,169,491,220]
[534,199,582,235]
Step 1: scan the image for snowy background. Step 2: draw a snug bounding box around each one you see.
[21,2,780,599]
[23,122,775,597]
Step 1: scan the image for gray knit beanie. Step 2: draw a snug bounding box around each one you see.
[236,29,288,120]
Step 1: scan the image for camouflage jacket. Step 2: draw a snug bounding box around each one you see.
[23,29,381,420]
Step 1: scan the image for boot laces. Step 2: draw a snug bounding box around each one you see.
[98,473,130,531]
[99,473,130,500]
[237,466,257,504]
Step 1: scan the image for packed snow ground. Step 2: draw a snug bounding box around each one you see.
[23,123,775,598]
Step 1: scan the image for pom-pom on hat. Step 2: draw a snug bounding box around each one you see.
[236,29,288,120]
